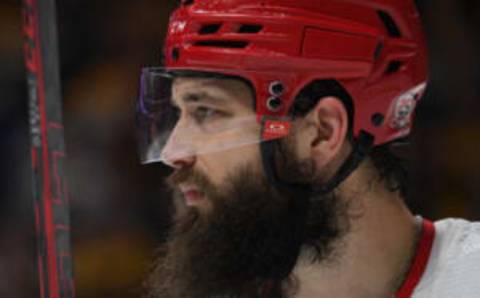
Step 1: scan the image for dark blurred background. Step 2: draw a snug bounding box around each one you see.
[0,0,479,297]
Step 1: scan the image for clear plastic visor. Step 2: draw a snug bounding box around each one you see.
[136,67,272,165]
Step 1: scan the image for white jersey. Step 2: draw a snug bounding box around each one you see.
[408,218,480,298]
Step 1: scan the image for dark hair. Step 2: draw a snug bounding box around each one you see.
[290,80,409,198]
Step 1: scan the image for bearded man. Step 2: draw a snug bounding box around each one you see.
[135,1,480,297]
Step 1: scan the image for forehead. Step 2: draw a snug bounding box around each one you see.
[172,76,254,108]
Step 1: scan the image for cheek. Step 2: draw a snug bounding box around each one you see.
[196,143,262,186]
[294,137,311,162]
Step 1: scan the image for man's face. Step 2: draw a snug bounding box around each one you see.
[162,76,263,209]
[146,77,349,298]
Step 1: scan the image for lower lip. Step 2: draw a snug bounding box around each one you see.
[183,190,204,205]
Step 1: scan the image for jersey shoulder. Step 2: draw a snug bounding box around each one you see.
[413,218,480,298]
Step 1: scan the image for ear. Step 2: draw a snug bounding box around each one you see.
[304,96,350,171]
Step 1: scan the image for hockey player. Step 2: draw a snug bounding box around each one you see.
[136,1,480,297]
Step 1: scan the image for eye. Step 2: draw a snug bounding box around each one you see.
[192,106,221,123]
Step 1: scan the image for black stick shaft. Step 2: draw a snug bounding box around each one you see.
[22,0,75,297]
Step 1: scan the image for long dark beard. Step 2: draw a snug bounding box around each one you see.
[145,145,350,298]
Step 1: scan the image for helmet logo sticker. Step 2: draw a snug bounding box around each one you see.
[391,95,416,130]
[390,82,426,130]
[262,120,292,141]
[171,20,187,33]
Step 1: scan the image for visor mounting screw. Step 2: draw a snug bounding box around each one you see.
[172,47,180,61]
[269,81,285,96]
[371,113,385,127]
[267,96,283,112]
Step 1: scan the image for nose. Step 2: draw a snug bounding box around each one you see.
[160,128,196,169]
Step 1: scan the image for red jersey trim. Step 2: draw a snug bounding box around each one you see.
[396,219,435,298]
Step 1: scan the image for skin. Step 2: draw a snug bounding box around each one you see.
[161,77,419,298]
[163,77,263,188]
[292,160,417,298]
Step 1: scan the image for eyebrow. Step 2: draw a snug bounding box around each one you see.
[179,91,225,105]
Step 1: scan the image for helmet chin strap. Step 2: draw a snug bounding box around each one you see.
[259,129,374,281]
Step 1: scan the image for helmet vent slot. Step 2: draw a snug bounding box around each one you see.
[238,24,263,34]
[386,60,403,74]
[377,10,402,38]
[199,24,222,35]
[194,40,249,49]
[181,0,194,6]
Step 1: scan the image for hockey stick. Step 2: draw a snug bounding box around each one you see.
[22,0,76,297]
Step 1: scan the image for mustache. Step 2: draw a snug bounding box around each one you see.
[166,167,214,193]
[166,167,193,187]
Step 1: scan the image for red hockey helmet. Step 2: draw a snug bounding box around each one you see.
[165,0,427,141]
[137,0,427,164]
